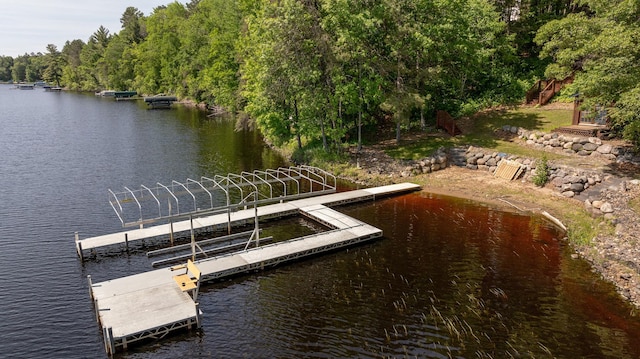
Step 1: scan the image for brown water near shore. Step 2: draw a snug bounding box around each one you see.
[185,191,640,358]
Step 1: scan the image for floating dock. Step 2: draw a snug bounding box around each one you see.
[87,182,420,354]
[76,182,420,259]
[144,95,178,109]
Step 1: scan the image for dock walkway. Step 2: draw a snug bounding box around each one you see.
[88,183,420,354]
[76,182,420,258]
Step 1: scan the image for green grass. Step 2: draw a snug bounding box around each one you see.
[386,107,574,160]
[631,197,640,215]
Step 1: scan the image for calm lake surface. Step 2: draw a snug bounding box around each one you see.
[1,84,639,358]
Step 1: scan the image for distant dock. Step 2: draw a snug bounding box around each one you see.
[144,95,178,109]
[95,90,138,100]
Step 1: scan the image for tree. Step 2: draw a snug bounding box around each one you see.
[322,0,385,151]
[134,3,187,95]
[535,0,640,147]
[60,39,85,90]
[120,7,146,44]
[11,55,28,82]
[241,0,338,150]
[43,44,63,87]
[0,56,13,81]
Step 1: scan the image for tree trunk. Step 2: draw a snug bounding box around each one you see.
[294,99,302,150]
[357,63,363,152]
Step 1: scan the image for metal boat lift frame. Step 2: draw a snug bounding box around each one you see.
[105,166,336,254]
[108,165,336,229]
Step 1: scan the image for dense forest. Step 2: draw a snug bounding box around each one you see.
[2,0,639,151]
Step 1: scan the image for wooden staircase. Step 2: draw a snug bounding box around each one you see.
[436,110,462,136]
[526,76,573,105]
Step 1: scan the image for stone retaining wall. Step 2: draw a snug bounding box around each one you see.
[401,147,449,177]
[501,125,639,164]
[462,146,606,198]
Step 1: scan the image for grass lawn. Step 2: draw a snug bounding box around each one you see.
[386,106,574,160]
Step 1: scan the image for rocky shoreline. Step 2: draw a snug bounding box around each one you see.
[344,136,640,309]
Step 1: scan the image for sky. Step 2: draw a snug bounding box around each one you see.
[0,1,167,57]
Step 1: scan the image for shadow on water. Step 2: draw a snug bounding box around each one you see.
[107,192,640,359]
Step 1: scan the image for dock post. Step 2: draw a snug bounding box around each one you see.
[104,327,115,354]
[195,303,201,329]
[76,233,84,262]
[94,298,100,324]
[124,233,129,253]
[254,203,260,247]
[77,243,84,261]
[87,275,93,300]
[170,219,175,246]
[190,215,195,261]
[169,200,175,245]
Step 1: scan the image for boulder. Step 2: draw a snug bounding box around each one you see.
[583,142,599,151]
[588,137,602,145]
[562,191,575,198]
[600,202,614,213]
[596,144,613,154]
[570,183,585,192]
[551,177,565,187]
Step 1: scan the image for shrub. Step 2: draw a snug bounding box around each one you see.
[532,156,550,187]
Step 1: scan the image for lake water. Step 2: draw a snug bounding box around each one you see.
[1,84,639,358]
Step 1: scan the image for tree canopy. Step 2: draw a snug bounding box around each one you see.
[2,0,638,149]
[535,0,640,147]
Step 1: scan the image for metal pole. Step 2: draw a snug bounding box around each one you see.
[190,215,195,261]
[195,302,201,329]
[169,199,174,246]
[124,233,129,253]
[76,232,84,261]
[254,201,259,247]
[87,275,93,300]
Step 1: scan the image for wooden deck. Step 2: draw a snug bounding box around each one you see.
[89,195,404,353]
[76,182,421,258]
[552,124,608,138]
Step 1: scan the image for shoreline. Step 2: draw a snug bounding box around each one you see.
[334,145,640,311]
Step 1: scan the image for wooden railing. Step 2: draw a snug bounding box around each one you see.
[526,76,573,105]
[436,110,461,136]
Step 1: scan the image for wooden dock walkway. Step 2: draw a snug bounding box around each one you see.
[88,183,420,354]
[76,182,421,258]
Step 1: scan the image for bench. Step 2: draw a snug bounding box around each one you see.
[171,259,201,300]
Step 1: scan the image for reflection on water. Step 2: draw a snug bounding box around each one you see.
[123,193,640,359]
[1,85,639,358]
